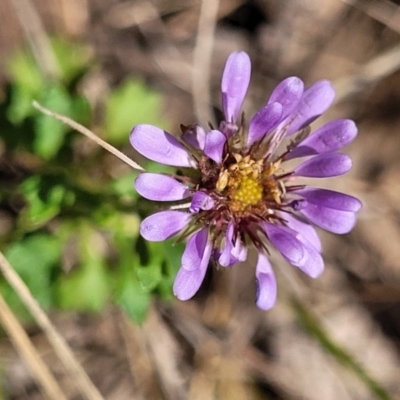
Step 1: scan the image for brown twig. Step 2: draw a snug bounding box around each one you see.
[342,0,400,35]
[33,101,145,172]
[8,0,60,79]
[117,310,164,400]
[126,1,193,93]
[192,0,220,127]
[0,292,68,400]
[0,250,106,400]
[334,42,400,103]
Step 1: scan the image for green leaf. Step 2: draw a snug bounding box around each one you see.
[0,281,31,321]
[20,176,73,229]
[56,225,111,312]
[116,278,151,324]
[4,234,61,313]
[144,160,177,175]
[111,172,139,199]
[103,212,140,240]
[164,241,184,272]
[5,234,60,274]
[156,241,184,300]
[56,259,110,312]
[112,235,152,324]
[34,85,72,159]
[136,263,162,291]
[51,37,89,84]
[59,224,112,312]
[70,95,91,125]
[7,85,35,124]
[7,50,44,93]
[104,78,168,144]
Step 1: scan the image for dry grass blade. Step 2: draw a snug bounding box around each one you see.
[32,101,145,172]
[0,292,68,400]
[117,311,165,400]
[342,0,400,34]
[192,0,220,127]
[0,250,106,400]
[8,0,60,79]
[334,42,400,102]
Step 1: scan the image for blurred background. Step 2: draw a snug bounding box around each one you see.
[0,0,400,399]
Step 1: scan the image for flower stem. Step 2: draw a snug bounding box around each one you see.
[32,101,146,172]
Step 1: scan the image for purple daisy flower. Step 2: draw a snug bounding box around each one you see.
[130,51,361,310]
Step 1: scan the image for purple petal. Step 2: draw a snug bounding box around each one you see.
[130,124,195,167]
[221,51,251,123]
[173,235,212,300]
[232,237,247,262]
[294,187,362,212]
[181,228,208,271]
[219,121,238,138]
[281,212,322,252]
[285,119,358,159]
[268,77,304,119]
[286,80,335,136]
[204,130,226,163]
[263,223,306,266]
[263,223,324,276]
[219,223,234,267]
[135,173,190,201]
[292,153,352,178]
[255,253,277,310]
[190,191,215,213]
[219,223,247,266]
[299,203,357,234]
[140,211,191,241]
[182,125,206,150]
[295,234,324,278]
[247,102,283,146]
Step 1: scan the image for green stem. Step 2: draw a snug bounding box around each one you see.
[293,299,393,400]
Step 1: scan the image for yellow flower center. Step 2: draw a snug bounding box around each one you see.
[231,175,263,211]
[215,153,284,215]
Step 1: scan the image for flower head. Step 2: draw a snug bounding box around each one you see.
[130,51,361,310]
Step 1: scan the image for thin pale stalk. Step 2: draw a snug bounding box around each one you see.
[8,0,60,79]
[192,0,220,128]
[335,42,400,102]
[0,292,68,400]
[32,101,145,172]
[0,251,105,400]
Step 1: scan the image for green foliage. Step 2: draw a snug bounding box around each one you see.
[57,225,111,312]
[6,38,90,158]
[1,235,61,320]
[0,37,177,325]
[7,50,45,95]
[111,172,140,199]
[105,78,169,144]
[50,37,90,83]
[33,85,88,159]
[20,175,75,230]
[116,276,151,325]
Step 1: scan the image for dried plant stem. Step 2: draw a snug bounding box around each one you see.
[342,0,400,35]
[169,202,191,210]
[0,292,68,400]
[0,250,105,400]
[117,311,164,400]
[8,0,60,79]
[134,1,193,93]
[32,101,145,172]
[192,0,220,127]
[335,42,400,102]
